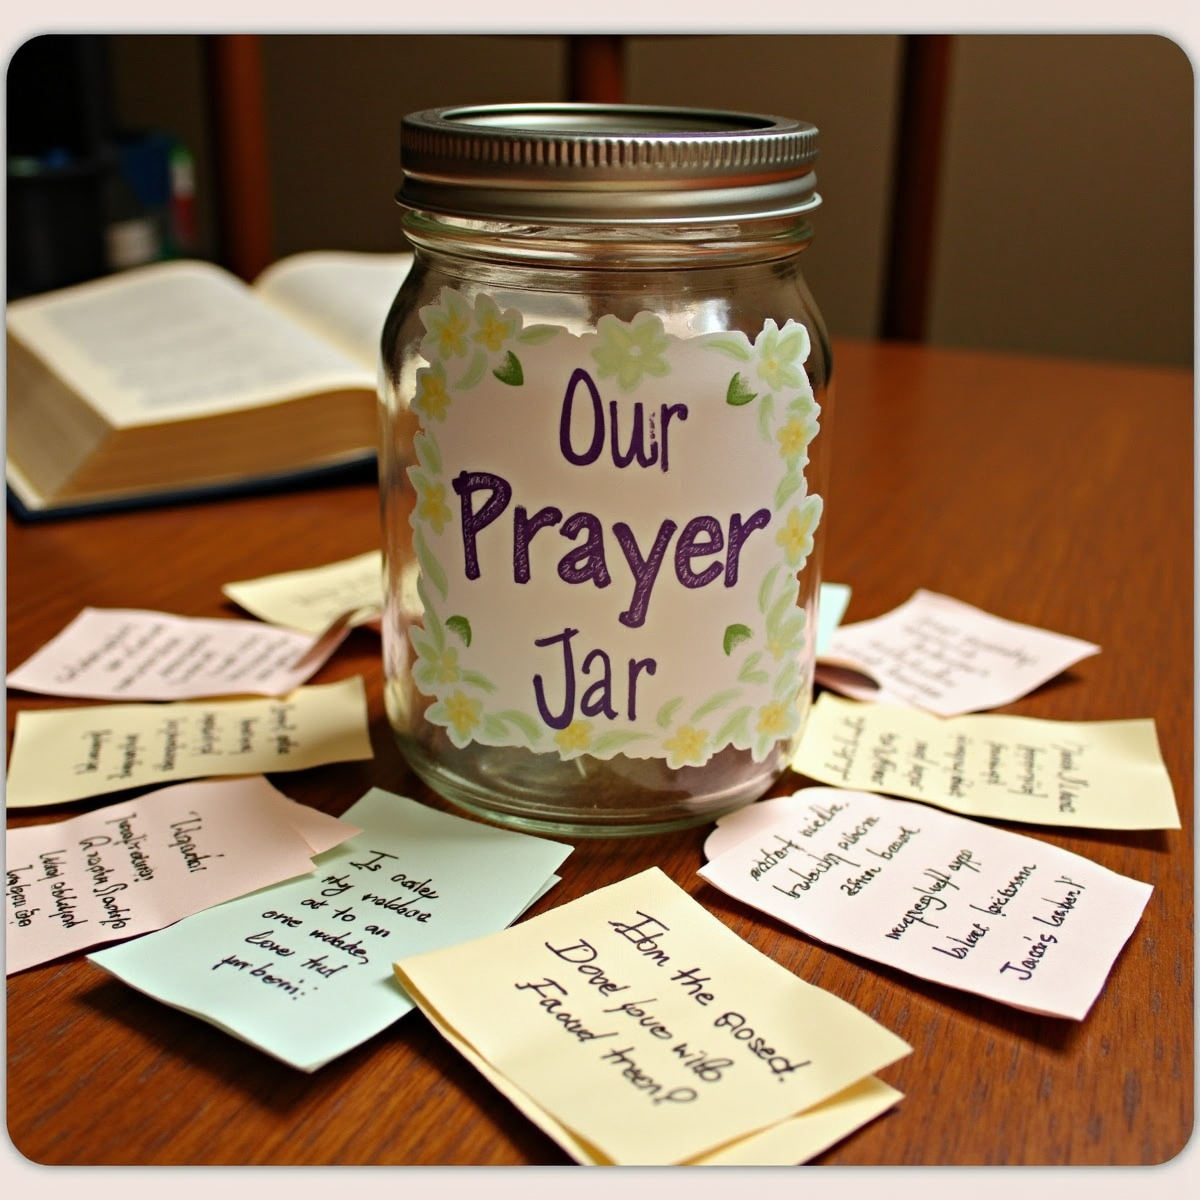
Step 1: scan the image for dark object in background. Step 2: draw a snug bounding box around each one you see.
[7,35,117,297]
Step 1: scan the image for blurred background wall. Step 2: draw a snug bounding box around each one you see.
[8,32,1194,367]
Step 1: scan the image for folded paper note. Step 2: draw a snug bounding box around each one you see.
[88,789,572,1072]
[6,606,350,701]
[223,550,384,635]
[4,676,373,808]
[815,589,1100,715]
[700,788,1153,1021]
[792,693,1179,831]
[392,866,911,1166]
[6,777,357,975]
[411,994,903,1165]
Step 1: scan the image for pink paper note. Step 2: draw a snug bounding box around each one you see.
[5,776,354,975]
[816,589,1100,715]
[700,788,1152,1020]
[6,607,351,701]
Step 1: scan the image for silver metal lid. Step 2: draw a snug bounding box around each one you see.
[398,102,820,224]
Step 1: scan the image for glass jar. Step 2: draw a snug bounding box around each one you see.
[379,103,832,837]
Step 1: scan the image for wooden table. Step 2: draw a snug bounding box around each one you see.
[6,338,1193,1169]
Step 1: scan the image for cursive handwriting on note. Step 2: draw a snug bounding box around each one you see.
[701,788,1154,1021]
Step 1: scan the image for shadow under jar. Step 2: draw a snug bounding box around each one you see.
[379,102,832,837]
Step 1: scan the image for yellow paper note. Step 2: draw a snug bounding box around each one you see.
[792,693,1179,830]
[5,676,373,808]
[393,867,910,1166]
[406,994,902,1165]
[223,550,383,634]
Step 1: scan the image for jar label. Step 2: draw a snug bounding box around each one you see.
[407,288,823,768]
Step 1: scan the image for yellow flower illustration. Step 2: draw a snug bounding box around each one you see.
[753,319,809,392]
[443,690,481,739]
[472,294,521,352]
[421,290,472,360]
[414,362,451,422]
[777,413,816,459]
[664,723,710,768]
[555,721,593,755]
[417,481,452,533]
[755,699,791,739]
[592,312,670,391]
[430,647,460,683]
[766,630,793,661]
[775,496,823,567]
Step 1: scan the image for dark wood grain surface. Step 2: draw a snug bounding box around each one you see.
[6,338,1193,1168]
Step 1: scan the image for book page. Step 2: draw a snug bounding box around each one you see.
[6,260,374,428]
[253,251,414,369]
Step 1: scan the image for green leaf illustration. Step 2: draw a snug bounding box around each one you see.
[413,527,449,601]
[702,336,753,361]
[459,670,496,692]
[774,468,803,510]
[723,623,753,655]
[726,372,758,407]
[656,697,685,729]
[495,709,545,744]
[517,325,561,344]
[414,431,442,475]
[454,349,487,390]
[493,350,524,386]
[445,615,472,646]
[690,688,742,722]
[590,731,652,755]
[714,706,753,748]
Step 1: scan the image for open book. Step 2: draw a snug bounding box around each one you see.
[5,250,413,517]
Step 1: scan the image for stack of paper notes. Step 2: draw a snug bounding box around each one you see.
[393,867,912,1165]
[4,607,376,809]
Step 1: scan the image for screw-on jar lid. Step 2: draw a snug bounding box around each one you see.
[398,102,820,224]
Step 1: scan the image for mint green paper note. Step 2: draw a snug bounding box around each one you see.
[88,789,572,1071]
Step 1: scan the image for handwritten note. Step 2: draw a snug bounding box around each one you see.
[87,790,572,1072]
[792,693,1179,830]
[700,788,1153,1021]
[392,867,911,1165]
[223,550,383,634]
[815,590,1100,715]
[5,676,373,809]
[6,777,358,975]
[6,607,350,701]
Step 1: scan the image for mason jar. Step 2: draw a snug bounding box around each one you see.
[378,102,832,837]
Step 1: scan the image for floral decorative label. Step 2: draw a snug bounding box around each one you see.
[407,288,822,767]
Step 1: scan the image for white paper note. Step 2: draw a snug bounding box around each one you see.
[6,607,350,701]
[700,788,1153,1020]
[816,590,1100,715]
